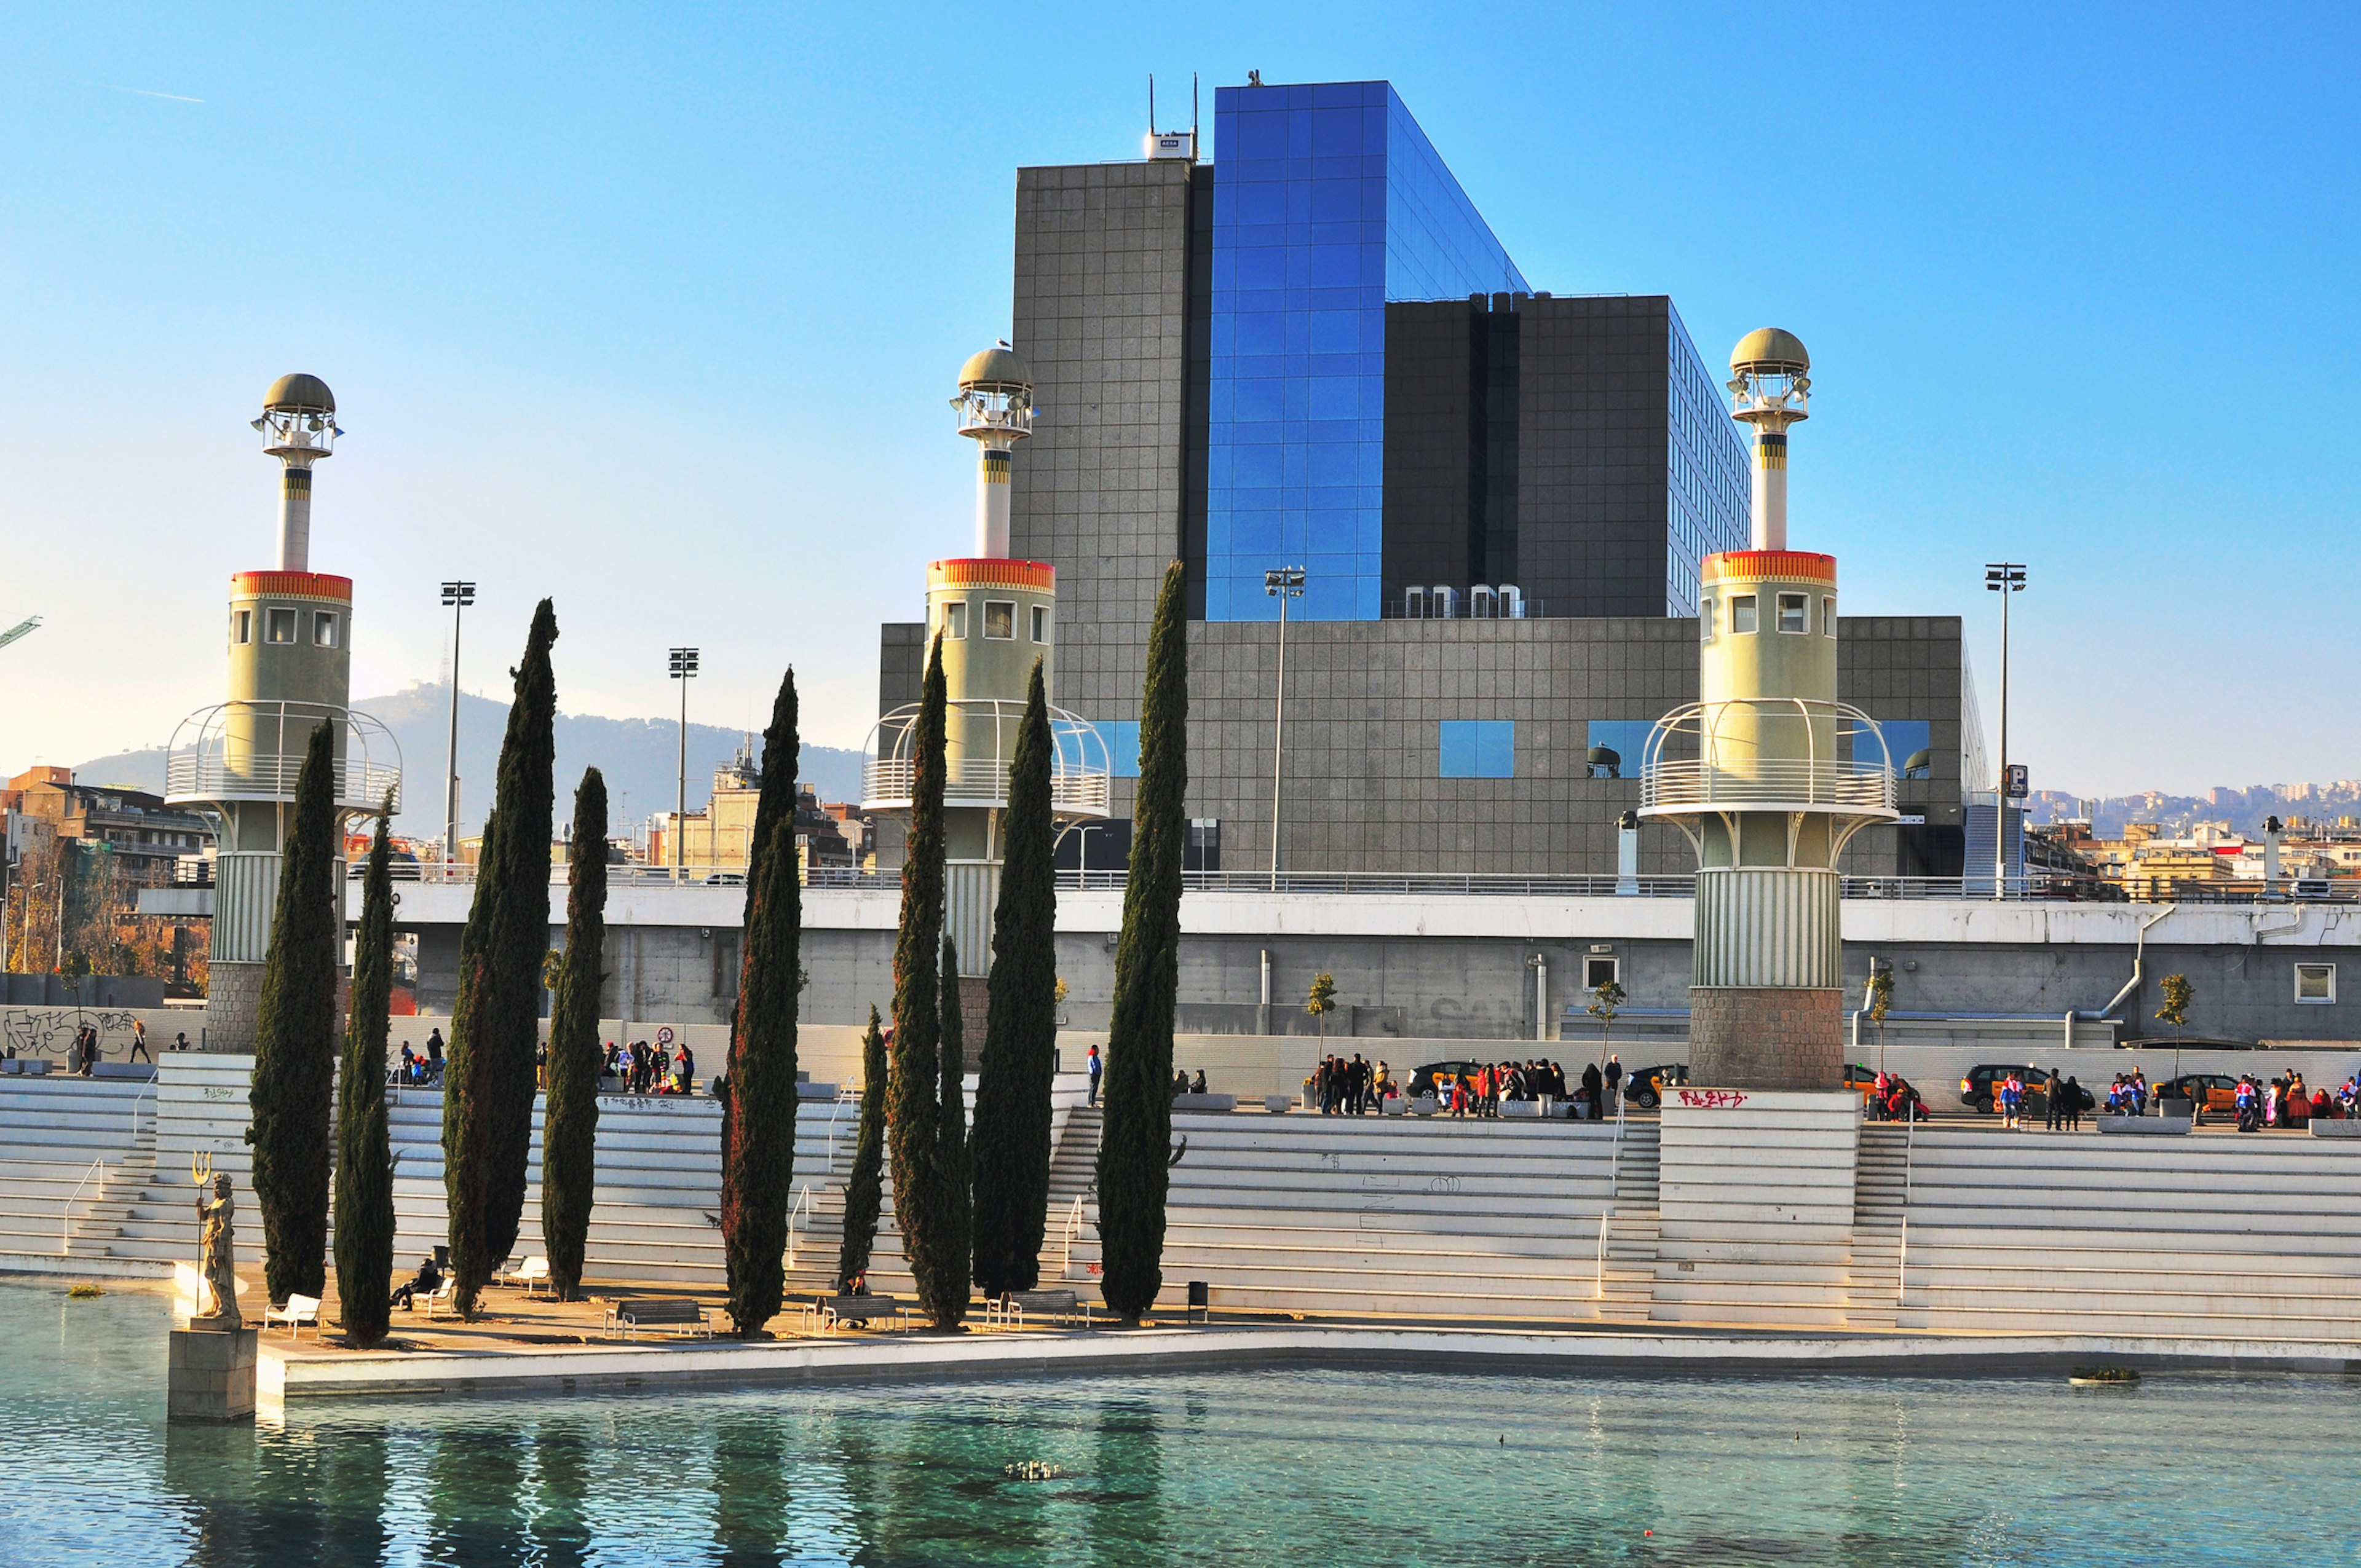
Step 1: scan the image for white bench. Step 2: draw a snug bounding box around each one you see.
[499,1256,552,1296]
[423,1277,459,1319]
[263,1294,320,1339]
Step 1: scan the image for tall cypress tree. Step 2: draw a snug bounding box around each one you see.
[888,638,952,1323]
[722,671,801,1336]
[443,599,559,1316]
[835,1006,887,1293]
[334,802,397,1345]
[970,660,1058,1298]
[246,720,340,1306]
[931,934,970,1328]
[1096,561,1188,1321]
[541,767,607,1300]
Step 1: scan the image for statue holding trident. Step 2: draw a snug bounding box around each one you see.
[191,1151,240,1325]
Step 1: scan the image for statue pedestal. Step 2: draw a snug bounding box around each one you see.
[168,1320,258,1424]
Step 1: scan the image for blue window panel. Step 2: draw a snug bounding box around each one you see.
[1236,111,1287,158]
[1233,379,1284,422]
[1880,720,1934,778]
[1307,375,1359,420]
[1307,444,1357,487]
[1101,721,1142,779]
[1439,721,1514,779]
[1585,721,1653,780]
[1307,309,1358,354]
[1233,444,1282,487]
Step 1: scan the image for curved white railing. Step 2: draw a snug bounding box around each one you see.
[1641,758,1897,813]
[164,701,403,813]
[1639,699,1896,817]
[861,698,1110,817]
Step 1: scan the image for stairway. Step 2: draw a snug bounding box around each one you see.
[1845,1124,1910,1330]
[1049,1105,1101,1282]
[1598,1122,1659,1323]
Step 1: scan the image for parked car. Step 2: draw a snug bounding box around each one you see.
[1842,1062,1883,1101]
[2117,1036,2252,1052]
[1958,1064,2054,1114]
[1407,1060,1487,1103]
[2156,1073,2241,1113]
[1624,1063,1690,1110]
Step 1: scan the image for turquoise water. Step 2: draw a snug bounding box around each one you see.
[4,1280,2360,1566]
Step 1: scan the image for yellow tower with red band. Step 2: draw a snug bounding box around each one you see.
[1640,334,1895,1088]
[167,377,400,1052]
[864,349,1109,1047]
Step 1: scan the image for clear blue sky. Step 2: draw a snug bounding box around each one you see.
[2,4,2354,803]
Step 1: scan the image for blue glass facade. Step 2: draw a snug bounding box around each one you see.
[1206,82,1527,622]
[1665,304,1750,616]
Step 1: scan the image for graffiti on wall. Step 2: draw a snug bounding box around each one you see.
[2,1008,143,1063]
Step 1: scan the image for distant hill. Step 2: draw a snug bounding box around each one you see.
[71,681,865,841]
[2027,781,2361,838]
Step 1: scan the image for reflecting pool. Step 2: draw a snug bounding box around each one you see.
[4,1278,2359,1565]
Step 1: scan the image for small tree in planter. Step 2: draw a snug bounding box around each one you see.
[1305,972,1337,1042]
[1586,978,1626,1062]
[2157,973,2194,1079]
[1866,968,1896,1078]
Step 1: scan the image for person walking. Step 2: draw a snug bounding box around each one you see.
[1604,1055,1624,1118]
[1086,1043,1101,1107]
[129,1020,151,1063]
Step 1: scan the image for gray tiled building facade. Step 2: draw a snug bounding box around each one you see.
[880,80,1977,880]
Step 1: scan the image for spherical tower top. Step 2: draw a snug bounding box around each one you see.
[957,341,1032,393]
[1730,329,1809,377]
[264,373,337,414]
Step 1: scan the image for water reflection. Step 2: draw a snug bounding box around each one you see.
[10,1283,2361,1567]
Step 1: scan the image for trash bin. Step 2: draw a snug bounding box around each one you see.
[1186,1280,1209,1324]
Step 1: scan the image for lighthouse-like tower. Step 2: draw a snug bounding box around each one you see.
[864,345,1109,1054]
[168,376,400,1053]
[1639,333,1895,1088]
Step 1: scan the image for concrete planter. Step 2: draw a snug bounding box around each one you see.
[2310,1120,2361,1138]
[1262,1095,1294,1114]
[2097,1115,2191,1136]
[1411,1096,1439,1116]
[1500,1101,1541,1118]
[1173,1093,1236,1113]
[1380,1098,1407,1116]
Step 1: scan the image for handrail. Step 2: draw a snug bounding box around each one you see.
[1057,1194,1086,1280]
[127,1076,157,1146]
[785,1184,815,1273]
[1595,1212,1609,1300]
[1897,1214,1909,1310]
[61,1157,107,1256]
[1608,1094,1626,1200]
[824,1085,860,1171]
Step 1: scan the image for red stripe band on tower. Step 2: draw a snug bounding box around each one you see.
[1702,551,1836,586]
[231,570,354,601]
[928,558,1055,591]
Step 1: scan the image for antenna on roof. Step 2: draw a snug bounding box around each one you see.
[1193,73,1199,145]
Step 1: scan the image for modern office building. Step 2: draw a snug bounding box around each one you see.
[881,77,1978,880]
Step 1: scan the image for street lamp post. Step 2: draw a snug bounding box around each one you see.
[438,581,475,877]
[1263,567,1305,891]
[1984,563,2027,899]
[669,647,700,882]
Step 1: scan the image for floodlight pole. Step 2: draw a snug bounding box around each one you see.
[1985,564,2026,900]
[1265,567,1305,891]
[670,648,699,881]
[439,581,475,876]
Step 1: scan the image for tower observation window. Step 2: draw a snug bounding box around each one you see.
[232,609,252,645]
[312,612,339,648]
[983,601,1015,640]
[1776,594,1808,634]
[1731,595,1758,634]
[264,608,298,644]
[1824,596,1837,636]
[1699,598,1715,641]
[941,601,968,640]
[1030,605,1050,644]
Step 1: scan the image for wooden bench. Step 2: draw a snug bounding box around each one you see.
[263,1294,320,1339]
[810,1294,906,1333]
[984,1288,1084,1329]
[604,1298,714,1339]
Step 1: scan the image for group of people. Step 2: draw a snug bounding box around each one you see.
[1865,1072,1932,1122]
[2230,1071,2354,1130]
[1169,1068,1211,1097]
[1308,1054,1394,1113]
[604,1038,695,1095]
[392,1028,447,1087]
